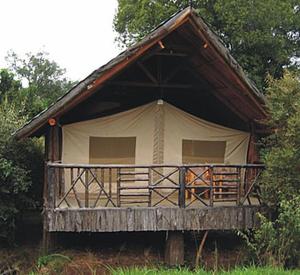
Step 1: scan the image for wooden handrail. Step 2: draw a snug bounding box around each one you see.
[46,163,265,209]
[47,162,265,169]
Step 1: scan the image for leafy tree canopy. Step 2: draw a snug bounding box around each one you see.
[0,51,74,244]
[114,0,300,89]
[261,71,300,205]
[0,69,21,103]
[5,51,75,118]
[243,71,300,267]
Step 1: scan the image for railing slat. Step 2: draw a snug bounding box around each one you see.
[46,163,265,210]
[179,167,186,208]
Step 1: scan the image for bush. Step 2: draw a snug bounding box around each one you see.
[241,196,300,267]
[241,71,300,267]
[0,101,43,245]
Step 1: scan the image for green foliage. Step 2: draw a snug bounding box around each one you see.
[36,254,71,273]
[260,71,300,205]
[111,266,300,274]
[5,51,75,118]
[239,196,300,267]
[240,71,300,267]
[0,69,21,102]
[0,102,29,243]
[0,51,74,244]
[114,0,300,89]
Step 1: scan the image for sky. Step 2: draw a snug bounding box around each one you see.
[0,0,119,81]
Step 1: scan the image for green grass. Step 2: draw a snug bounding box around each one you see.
[110,266,300,275]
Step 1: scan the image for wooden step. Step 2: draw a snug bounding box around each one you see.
[119,172,149,176]
[119,178,149,182]
[213,185,237,189]
[214,191,237,195]
[214,179,240,183]
[213,198,237,202]
[120,200,149,204]
[213,172,239,176]
[120,193,150,197]
[119,186,149,190]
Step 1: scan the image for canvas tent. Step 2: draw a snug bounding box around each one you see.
[62,101,250,165]
[62,100,249,193]
[62,100,249,167]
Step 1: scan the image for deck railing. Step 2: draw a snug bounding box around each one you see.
[46,163,265,209]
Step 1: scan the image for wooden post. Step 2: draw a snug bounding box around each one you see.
[179,167,186,208]
[236,167,241,205]
[195,231,209,269]
[42,124,61,254]
[117,168,121,207]
[85,169,89,208]
[209,166,214,207]
[47,166,56,208]
[164,231,184,266]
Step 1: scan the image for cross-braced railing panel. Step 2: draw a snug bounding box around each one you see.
[46,163,264,209]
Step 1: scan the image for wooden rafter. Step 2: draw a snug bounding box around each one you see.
[14,7,266,140]
[163,64,185,83]
[155,52,188,57]
[110,81,197,89]
[137,61,158,84]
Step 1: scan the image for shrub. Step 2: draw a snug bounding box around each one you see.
[241,71,300,267]
[0,101,43,245]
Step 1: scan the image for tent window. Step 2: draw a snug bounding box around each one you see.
[182,140,226,164]
[89,137,136,164]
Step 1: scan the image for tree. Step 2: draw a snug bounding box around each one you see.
[241,71,300,267]
[260,71,300,205]
[0,69,21,103]
[0,100,44,245]
[114,0,300,89]
[0,51,74,244]
[5,51,75,118]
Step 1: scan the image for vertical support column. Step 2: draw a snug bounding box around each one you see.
[164,231,185,266]
[42,123,61,254]
[85,169,89,208]
[47,166,56,209]
[209,166,214,207]
[117,168,121,207]
[236,167,241,205]
[179,167,186,208]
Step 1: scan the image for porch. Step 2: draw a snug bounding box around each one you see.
[45,163,264,232]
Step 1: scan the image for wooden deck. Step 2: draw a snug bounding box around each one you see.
[45,163,264,233]
[56,193,260,209]
[46,205,261,232]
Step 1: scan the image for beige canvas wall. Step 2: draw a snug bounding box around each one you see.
[164,103,250,165]
[62,101,250,194]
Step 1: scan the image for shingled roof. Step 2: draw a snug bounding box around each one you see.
[15,7,266,139]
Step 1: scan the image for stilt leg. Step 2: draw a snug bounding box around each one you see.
[195,230,209,269]
[42,212,56,254]
[164,231,184,266]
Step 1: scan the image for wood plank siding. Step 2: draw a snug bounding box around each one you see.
[46,206,261,232]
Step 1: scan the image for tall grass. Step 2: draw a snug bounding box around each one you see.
[110,266,300,275]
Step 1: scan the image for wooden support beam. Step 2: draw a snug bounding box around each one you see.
[184,62,250,122]
[165,231,185,266]
[137,61,158,84]
[163,64,185,83]
[42,125,61,254]
[155,52,188,57]
[195,230,209,268]
[110,81,196,89]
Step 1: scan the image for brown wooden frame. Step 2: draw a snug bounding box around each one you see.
[46,163,264,209]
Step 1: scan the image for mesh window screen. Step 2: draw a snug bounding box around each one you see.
[182,140,226,164]
[89,137,136,164]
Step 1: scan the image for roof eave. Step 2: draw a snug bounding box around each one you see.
[14,8,192,140]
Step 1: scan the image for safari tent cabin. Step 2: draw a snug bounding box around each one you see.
[15,7,266,263]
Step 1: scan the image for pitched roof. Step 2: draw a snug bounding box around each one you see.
[15,7,266,139]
